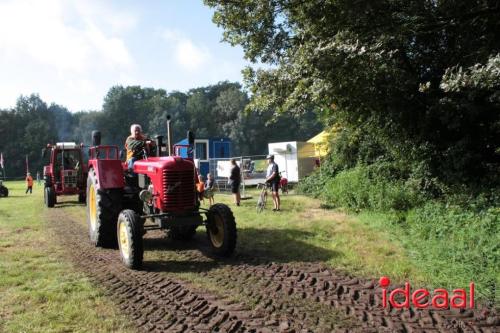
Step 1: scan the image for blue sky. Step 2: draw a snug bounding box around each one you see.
[0,0,249,112]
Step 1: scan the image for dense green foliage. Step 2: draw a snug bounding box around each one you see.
[206,0,500,186]
[404,198,499,301]
[0,82,322,178]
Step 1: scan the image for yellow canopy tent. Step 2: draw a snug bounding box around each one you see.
[307,130,330,157]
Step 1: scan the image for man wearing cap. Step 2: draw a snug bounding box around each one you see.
[265,155,281,211]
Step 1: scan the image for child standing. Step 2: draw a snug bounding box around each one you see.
[25,172,33,194]
[197,175,205,204]
[204,173,215,206]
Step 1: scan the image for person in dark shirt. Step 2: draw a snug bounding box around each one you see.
[229,158,241,206]
[265,155,281,211]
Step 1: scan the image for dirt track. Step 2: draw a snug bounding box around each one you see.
[46,204,498,333]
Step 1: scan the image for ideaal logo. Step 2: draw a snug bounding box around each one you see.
[379,277,475,309]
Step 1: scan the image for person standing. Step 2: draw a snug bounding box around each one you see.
[36,171,41,185]
[205,173,215,206]
[265,155,281,211]
[197,174,206,204]
[229,159,241,206]
[25,172,33,194]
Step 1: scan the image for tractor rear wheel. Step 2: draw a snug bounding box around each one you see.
[0,186,8,197]
[86,170,122,248]
[44,186,56,207]
[168,225,197,240]
[206,204,237,256]
[117,209,143,269]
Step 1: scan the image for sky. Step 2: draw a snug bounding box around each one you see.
[0,0,249,112]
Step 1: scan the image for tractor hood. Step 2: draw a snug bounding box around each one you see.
[133,156,195,175]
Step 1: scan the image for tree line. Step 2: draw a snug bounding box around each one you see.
[0,82,322,178]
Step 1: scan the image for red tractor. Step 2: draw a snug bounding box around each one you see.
[42,142,87,207]
[86,119,236,269]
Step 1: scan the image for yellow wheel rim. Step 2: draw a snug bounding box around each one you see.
[89,184,97,231]
[209,215,224,248]
[119,221,130,260]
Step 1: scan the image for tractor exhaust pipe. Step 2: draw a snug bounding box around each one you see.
[155,135,164,157]
[166,115,173,156]
[91,130,101,146]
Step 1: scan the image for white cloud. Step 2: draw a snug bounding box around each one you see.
[163,29,211,71]
[0,0,137,111]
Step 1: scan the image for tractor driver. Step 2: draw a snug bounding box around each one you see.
[125,124,152,172]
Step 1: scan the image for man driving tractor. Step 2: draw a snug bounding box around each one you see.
[125,124,152,171]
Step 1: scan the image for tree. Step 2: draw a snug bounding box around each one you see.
[205,0,500,185]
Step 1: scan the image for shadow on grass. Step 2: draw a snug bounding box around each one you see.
[143,227,340,273]
[52,200,85,208]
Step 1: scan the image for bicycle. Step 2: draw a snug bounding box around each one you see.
[256,183,268,213]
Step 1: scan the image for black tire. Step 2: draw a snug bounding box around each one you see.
[206,203,237,256]
[78,192,86,203]
[86,169,122,248]
[0,186,8,197]
[168,225,198,241]
[117,209,143,269]
[45,186,56,208]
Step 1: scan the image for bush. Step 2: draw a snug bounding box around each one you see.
[404,199,499,303]
[317,163,425,212]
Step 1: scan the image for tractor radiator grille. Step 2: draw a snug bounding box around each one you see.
[63,170,77,188]
[162,169,196,212]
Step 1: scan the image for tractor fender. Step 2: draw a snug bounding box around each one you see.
[88,159,125,190]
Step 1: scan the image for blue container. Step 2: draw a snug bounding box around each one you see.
[176,137,231,177]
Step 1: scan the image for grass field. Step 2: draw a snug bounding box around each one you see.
[0,181,135,333]
[1,180,492,331]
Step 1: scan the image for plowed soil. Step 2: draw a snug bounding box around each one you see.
[46,206,498,333]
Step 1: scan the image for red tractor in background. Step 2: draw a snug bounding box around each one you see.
[42,142,87,207]
[86,117,237,269]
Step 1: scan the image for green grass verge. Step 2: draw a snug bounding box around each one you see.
[0,181,135,333]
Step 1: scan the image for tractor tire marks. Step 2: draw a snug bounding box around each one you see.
[208,259,499,333]
[46,208,499,333]
[46,210,349,332]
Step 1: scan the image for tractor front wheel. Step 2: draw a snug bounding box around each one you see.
[117,209,143,269]
[86,170,122,248]
[206,204,237,256]
[44,187,56,207]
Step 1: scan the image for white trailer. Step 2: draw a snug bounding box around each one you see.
[268,141,317,182]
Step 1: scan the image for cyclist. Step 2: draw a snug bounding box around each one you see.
[265,154,281,211]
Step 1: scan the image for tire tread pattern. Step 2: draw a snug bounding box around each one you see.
[206,203,237,257]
